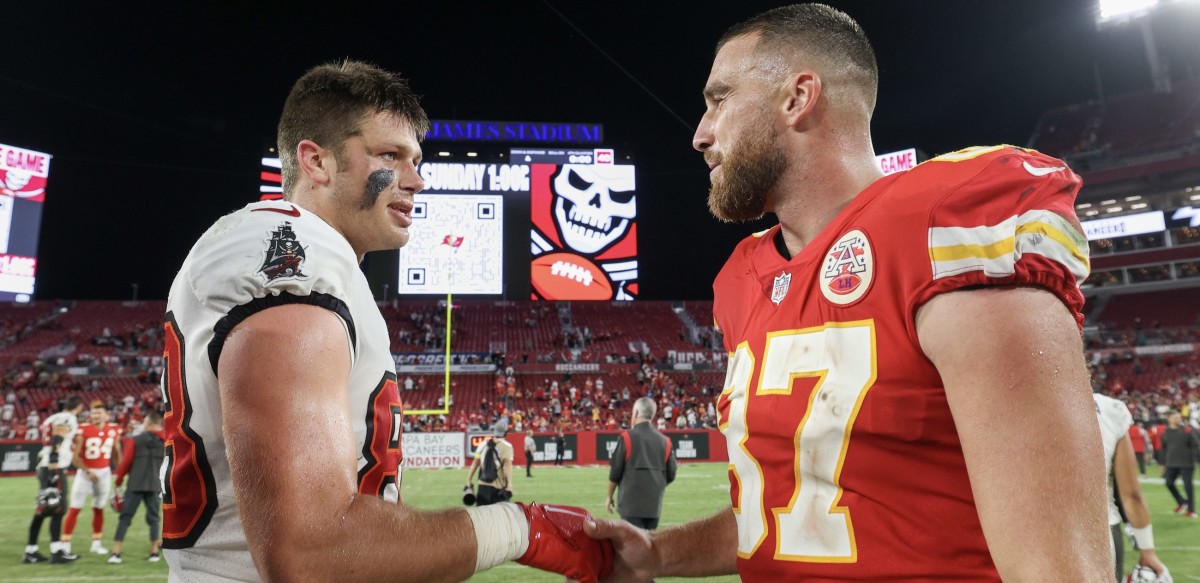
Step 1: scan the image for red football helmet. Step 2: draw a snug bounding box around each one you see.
[110,493,124,513]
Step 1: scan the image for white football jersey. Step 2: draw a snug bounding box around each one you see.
[36,411,80,468]
[162,200,403,582]
[1093,393,1133,526]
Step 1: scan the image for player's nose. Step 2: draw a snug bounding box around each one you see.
[397,163,424,195]
[693,113,714,153]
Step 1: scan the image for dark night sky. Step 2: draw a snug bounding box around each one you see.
[3,0,1197,301]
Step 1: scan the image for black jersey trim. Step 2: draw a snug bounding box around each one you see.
[208,291,357,374]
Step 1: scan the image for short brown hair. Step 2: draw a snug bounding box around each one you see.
[145,409,163,425]
[718,4,878,99]
[276,59,430,195]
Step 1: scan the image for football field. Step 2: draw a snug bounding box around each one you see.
[2,463,1197,581]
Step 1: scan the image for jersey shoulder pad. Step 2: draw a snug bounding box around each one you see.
[182,201,362,314]
[919,146,1081,221]
[46,412,78,428]
[907,146,1090,319]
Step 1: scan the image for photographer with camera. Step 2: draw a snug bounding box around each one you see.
[466,424,514,506]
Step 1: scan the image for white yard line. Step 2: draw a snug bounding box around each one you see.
[0,576,165,582]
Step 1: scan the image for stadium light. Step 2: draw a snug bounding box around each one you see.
[1098,0,1158,23]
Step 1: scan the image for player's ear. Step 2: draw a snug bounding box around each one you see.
[297,140,333,187]
[781,70,821,130]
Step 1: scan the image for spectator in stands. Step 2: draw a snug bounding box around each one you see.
[1162,411,1200,518]
[25,411,40,440]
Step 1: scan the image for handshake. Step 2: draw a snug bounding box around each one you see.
[514,502,614,583]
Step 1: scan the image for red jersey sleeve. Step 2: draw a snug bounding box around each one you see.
[909,146,1089,326]
[115,436,135,485]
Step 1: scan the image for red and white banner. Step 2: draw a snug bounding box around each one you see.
[0,144,51,203]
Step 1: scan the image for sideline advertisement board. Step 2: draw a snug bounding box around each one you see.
[0,440,39,476]
[401,432,465,469]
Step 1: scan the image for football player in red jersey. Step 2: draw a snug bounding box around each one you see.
[583,4,1111,581]
[63,401,123,556]
[161,60,610,582]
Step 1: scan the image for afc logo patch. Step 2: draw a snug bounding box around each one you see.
[259,222,308,283]
[820,229,874,306]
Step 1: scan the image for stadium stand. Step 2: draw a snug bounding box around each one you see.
[1030,77,1200,172]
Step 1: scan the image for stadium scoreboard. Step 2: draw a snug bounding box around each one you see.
[259,125,639,301]
[0,143,50,303]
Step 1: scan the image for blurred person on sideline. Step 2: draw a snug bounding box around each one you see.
[107,410,165,564]
[1162,411,1199,517]
[468,424,515,505]
[1094,393,1169,581]
[606,397,677,530]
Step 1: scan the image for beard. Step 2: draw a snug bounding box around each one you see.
[706,117,788,223]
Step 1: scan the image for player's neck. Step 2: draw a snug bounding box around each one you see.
[772,149,883,258]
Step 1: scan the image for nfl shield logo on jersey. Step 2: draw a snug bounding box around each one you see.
[771,272,791,305]
[820,229,874,306]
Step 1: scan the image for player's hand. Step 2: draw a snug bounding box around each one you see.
[574,517,655,583]
[605,497,614,514]
[88,470,99,483]
[515,502,613,583]
[1138,550,1171,581]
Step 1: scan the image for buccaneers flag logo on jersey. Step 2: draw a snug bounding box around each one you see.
[259,222,307,283]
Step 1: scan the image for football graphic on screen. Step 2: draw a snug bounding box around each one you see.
[531,252,612,300]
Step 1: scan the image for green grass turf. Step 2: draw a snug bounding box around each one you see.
[2,464,1196,581]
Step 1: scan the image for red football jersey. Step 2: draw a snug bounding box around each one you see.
[714,146,1088,581]
[77,423,122,469]
[1128,424,1148,453]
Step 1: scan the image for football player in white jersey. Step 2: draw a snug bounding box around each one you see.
[23,395,85,564]
[161,60,611,582]
[1094,393,1170,582]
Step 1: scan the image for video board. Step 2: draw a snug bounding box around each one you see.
[257,148,638,300]
[524,149,638,300]
[0,143,51,303]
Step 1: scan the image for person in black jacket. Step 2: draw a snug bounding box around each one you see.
[107,411,165,564]
[606,397,677,530]
[1162,411,1200,518]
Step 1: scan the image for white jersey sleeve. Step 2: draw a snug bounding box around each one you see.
[163,201,403,582]
[1093,393,1134,526]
